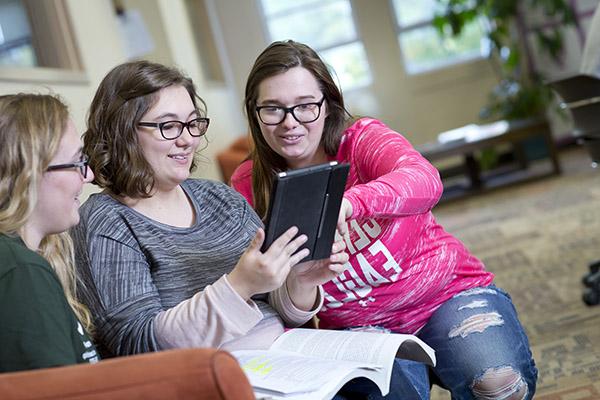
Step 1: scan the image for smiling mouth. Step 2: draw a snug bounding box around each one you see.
[168,154,190,160]
[280,135,302,141]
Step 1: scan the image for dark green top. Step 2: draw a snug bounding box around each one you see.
[0,234,99,372]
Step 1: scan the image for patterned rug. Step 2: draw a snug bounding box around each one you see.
[430,147,600,399]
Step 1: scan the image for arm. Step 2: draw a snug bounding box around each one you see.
[343,119,443,220]
[79,233,266,354]
[232,160,347,320]
[0,266,82,371]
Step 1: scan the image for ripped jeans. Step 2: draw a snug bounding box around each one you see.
[335,285,537,400]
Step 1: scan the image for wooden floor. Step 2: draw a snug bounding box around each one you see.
[430,146,600,399]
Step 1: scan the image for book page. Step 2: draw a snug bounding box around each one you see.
[233,349,381,399]
[271,328,435,367]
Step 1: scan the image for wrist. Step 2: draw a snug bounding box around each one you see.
[286,277,318,311]
[227,270,253,301]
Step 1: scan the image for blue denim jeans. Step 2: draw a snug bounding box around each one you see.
[334,285,537,400]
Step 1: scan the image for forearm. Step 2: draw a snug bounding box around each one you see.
[347,119,444,218]
[344,164,443,219]
[269,280,323,327]
[153,275,264,349]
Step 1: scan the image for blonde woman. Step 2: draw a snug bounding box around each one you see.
[0,93,98,372]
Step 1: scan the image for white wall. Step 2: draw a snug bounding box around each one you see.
[0,0,246,196]
[2,0,600,197]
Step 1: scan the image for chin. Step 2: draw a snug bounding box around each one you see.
[68,214,81,229]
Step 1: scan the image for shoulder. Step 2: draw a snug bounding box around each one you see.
[183,178,246,203]
[343,117,395,138]
[184,178,261,228]
[183,178,255,215]
[78,192,120,220]
[74,192,141,245]
[0,236,62,294]
[231,159,253,185]
[230,160,254,204]
[340,117,411,150]
[0,235,52,278]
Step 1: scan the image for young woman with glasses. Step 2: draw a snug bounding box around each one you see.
[0,93,99,371]
[230,40,537,399]
[71,60,347,357]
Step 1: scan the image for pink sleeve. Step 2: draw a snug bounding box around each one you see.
[153,275,268,350]
[230,160,255,207]
[343,119,443,219]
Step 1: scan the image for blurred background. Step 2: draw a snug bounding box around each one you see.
[2,2,600,398]
[1,0,597,184]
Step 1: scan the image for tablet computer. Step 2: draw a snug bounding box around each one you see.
[261,161,350,261]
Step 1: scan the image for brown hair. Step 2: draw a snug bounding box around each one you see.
[0,93,92,331]
[244,40,352,219]
[85,60,207,198]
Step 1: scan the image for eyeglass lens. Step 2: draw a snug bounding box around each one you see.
[160,118,208,139]
[259,103,321,125]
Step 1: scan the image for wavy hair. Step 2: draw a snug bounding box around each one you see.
[244,40,353,219]
[85,60,207,198]
[0,93,92,331]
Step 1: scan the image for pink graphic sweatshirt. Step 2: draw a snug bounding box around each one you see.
[231,118,494,334]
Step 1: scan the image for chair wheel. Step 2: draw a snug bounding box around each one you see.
[583,288,600,306]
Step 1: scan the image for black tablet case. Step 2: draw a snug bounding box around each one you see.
[261,162,350,261]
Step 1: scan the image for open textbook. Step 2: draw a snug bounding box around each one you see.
[232,328,435,400]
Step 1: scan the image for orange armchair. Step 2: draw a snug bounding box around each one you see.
[0,348,255,400]
[216,136,252,183]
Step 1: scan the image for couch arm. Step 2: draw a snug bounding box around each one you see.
[0,348,255,400]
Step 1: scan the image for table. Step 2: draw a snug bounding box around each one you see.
[417,118,562,201]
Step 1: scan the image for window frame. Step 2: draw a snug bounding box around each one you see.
[257,0,373,91]
[0,0,86,84]
[389,0,487,75]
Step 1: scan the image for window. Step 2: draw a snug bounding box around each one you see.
[259,0,372,91]
[391,0,487,74]
[0,0,35,66]
[0,0,82,71]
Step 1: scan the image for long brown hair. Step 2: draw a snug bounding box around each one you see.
[244,40,352,219]
[85,60,207,198]
[0,93,92,331]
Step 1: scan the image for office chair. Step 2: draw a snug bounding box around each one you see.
[548,74,600,306]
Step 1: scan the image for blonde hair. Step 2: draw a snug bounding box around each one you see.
[0,93,93,332]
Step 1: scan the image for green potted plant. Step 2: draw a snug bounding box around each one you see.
[433,0,576,167]
[433,0,575,120]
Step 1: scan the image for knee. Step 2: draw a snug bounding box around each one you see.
[471,366,529,400]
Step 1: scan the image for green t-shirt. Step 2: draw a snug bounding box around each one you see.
[0,234,99,372]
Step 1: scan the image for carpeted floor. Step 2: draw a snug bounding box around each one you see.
[429,146,600,399]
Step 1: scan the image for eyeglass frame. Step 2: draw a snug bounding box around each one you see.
[47,154,90,179]
[138,117,210,140]
[255,97,326,126]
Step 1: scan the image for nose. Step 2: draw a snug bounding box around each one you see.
[175,128,197,147]
[280,109,299,129]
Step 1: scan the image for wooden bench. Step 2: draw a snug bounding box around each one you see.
[417,118,561,201]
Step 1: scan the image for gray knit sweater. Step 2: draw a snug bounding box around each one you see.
[72,179,316,357]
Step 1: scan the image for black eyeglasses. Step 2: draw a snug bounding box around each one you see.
[138,117,210,140]
[256,97,325,126]
[47,154,90,179]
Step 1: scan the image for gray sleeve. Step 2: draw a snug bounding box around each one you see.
[73,182,273,356]
[74,228,163,356]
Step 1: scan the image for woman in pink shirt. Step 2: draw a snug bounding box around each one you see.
[231,40,537,399]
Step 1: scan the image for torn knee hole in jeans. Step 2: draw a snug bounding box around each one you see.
[471,366,528,400]
[448,312,503,339]
[458,299,488,311]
